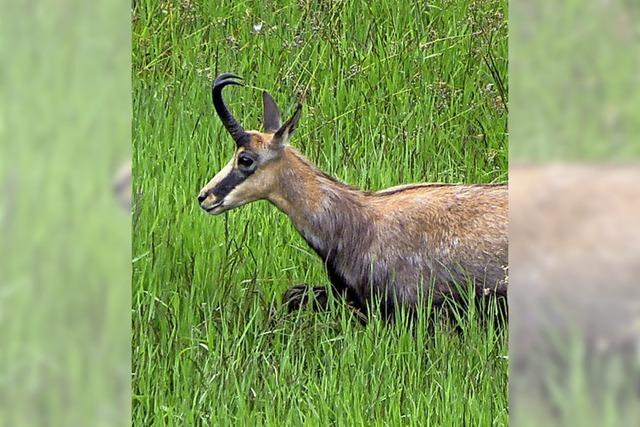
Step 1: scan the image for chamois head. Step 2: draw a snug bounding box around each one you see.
[198,73,302,214]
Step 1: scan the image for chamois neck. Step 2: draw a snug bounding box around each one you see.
[267,147,369,259]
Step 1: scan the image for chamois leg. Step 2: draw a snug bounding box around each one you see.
[282,284,330,312]
[282,284,368,323]
[329,286,368,324]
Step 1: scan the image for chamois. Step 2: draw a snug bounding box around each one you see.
[198,73,508,321]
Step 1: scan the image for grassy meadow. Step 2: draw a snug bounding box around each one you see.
[132,0,508,425]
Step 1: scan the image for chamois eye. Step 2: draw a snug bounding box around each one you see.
[238,155,255,169]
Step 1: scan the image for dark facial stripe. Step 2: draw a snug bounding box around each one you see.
[209,168,252,200]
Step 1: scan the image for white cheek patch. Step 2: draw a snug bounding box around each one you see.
[204,159,235,191]
[223,177,255,205]
[201,150,274,208]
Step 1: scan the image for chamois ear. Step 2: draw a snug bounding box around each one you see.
[272,103,302,146]
[262,91,282,133]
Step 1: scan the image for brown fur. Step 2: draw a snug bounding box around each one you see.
[199,80,508,318]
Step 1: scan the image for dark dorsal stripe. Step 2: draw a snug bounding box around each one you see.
[373,182,506,197]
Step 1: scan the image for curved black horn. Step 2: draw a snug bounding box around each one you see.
[211,73,249,146]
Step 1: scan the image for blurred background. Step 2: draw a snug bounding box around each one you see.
[510,0,640,425]
[0,0,131,426]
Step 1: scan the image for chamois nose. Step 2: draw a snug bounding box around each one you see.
[197,193,207,203]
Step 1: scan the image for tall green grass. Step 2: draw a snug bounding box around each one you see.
[133,0,508,425]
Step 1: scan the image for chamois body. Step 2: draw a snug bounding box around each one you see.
[198,73,508,318]
[268,147,508,311]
